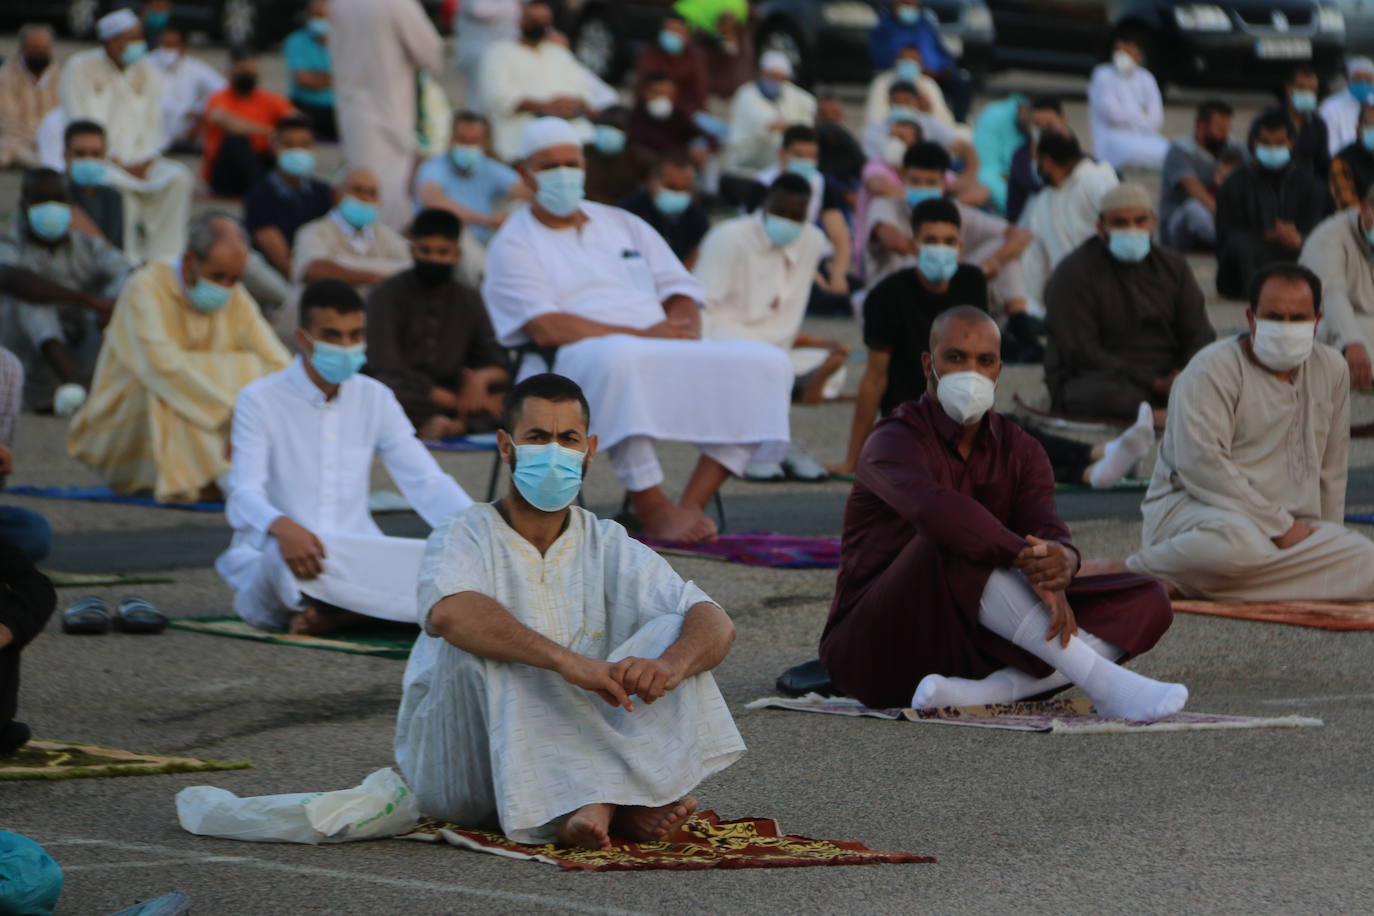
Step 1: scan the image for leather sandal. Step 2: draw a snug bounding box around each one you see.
[62,596,111,635]
[113,596,168,634]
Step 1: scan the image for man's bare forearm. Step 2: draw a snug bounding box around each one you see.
[430,590,576,672]
[659,602,735,679]
[0,265,99,309]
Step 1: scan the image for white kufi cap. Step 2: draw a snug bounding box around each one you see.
[518,116,584,160]
[97,8,141,41]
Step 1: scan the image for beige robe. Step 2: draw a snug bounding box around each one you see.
[67,262,290,503]
[329,0,444,230]
[1298,208,1374,354]
[0,56,60,169]
[1127,336,1374,601]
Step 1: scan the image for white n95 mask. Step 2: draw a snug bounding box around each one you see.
[1251,319,1315,371]
[934,369,996,425]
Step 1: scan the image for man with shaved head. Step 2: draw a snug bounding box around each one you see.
[67,212,290,503]
[820,305,1184,721]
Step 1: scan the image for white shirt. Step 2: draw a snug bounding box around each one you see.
[1088,63,1163,136]
[863,69,954,131]
[723,81,817,176]
[482,202,704,346]
[1319,89,1362,158]
[60,48,168,164]
[861,115,958,162]
[696,214,826,351]
[223,357,471,548]
[1019,157,1119,303]
[147,49,226,145]
[477,40,595,161]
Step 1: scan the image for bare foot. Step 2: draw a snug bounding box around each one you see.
[289,603,369,636]
[639,505,717,544]
[799,351,848,405]
[556,803,616,850]
[612,797,697,844]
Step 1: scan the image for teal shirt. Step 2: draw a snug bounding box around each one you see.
[972,94,1026,214]
[284,28,333,108]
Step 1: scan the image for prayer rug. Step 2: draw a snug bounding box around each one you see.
[0,739,251,782]
[1172,599,1374,632]
[168,616,417,658]
[425,433,499,453]
[746,694,1323,734]
[397,809,934,871]
[44,570,175,588]
[1055,477,1150,493]
[636,533,841,569]
[4,485,223,513]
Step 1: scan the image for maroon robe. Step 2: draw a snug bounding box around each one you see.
[819,396,1173,708]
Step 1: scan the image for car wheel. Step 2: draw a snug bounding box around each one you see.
[220,0,259,48]
[574,8,623,83]
[756,21,808,85]
[65,0,101,39]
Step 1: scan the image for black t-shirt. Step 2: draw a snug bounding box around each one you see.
[242,173,334,247]
[616,189,710,261]
[863,264,989,415]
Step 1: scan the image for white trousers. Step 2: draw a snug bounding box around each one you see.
[608,436,757,493]
[108,158,194,262]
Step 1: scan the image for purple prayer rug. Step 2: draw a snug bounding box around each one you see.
[746,695,1323,734]
[636,533,841,569]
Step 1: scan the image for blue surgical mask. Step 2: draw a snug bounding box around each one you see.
[763,213,804,247]
[27,202,71,242]
[307,17,330,37]
[785,157,818,179]
[277,148,316,177]
[1352,80,1374,104]
[1108,229,1151,263]
[1362,128,1374,154]
[757,78,781,101]
[889,105,920,124]
[917,244,959,284]
[1291,89,1317,113]
[895,59,920,83]
[659,29,684,54]
[513,442,585,512]
[654,188,692,216]
[188,276,233,313]
[593,124,626,155]
[309,338,367,384]
[535,167,585,217]
[121,40,148,67]
[905,186,941,207]
[896,5,920,24]
[69,158,107,187]
[338,195,377,230]
[1254,143,1292,171]
[450,144,484,171]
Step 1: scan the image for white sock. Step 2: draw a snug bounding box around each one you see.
[1089,403,1155,489]
[911,632,1121,709]
[979,570,1187,722]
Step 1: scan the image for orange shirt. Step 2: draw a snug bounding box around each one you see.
[200,86,294,180]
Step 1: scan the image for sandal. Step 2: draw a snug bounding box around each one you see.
[62,596,111,635]
[113,596,168,634]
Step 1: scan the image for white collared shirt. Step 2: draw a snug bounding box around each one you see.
[224,357,472,547]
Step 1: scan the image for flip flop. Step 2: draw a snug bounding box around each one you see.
[62,596,111,635]
[113,595,168,634]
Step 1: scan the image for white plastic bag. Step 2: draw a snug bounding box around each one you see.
[175,767,420,844]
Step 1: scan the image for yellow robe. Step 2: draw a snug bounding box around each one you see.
[67,262,290,502]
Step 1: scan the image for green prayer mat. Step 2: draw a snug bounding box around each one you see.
[0,739,251,781]
[169,616,417,658]
[44,570,175,588]
[1055,477,1150,493]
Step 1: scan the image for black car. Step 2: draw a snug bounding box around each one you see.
[987,0,1347,86]
[567,0,996,85]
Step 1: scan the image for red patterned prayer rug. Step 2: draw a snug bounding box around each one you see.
[397,809,934,871]
[1172,600,1374,631]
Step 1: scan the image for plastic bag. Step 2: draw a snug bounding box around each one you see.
[0,832,63,916]
[175,767,419,845]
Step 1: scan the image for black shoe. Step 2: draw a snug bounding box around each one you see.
[776,659,842,697]
[0,720,33,756]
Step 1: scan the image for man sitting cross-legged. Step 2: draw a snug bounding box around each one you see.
[1122,264,1374,600]
[217,278,473,635]
[482,117,793,543]
[396,373,744,849]
[820,306,1185,719]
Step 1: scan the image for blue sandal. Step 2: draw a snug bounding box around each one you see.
[113,596,168,634]
[62,596,111,635]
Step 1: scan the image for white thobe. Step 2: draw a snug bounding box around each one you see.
[1018,158,1119,306]
[1127,337,1374,600]
[1319,89,1361,158]
[861,115,958,162]
[478,40,596,162]
[329,0,444,230]
[59,49,193,261]
[216,358,472,630]
[723,82,817,178]
[863,69,957,134]
[395,503,745,843]
[482,203,791,491]
[1299,208,1374,353]
[1087,63,1168,171]
[147,50,227,145]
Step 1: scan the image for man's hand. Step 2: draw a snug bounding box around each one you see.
[642,317,697,340]
[610,656,683,704]
[1271,219,1303,251]
[0,444,12,476]
[1151,370,1179,397]
[558,654,634,710]
[0,623,12,650]
[1013,535,1077,592]
[1345,343,1373,390]
[1273,519,1316,550]
[123,160,152,180]
[271,517,326,579]
[1039,587,1078,648]
[980,256,1001,279]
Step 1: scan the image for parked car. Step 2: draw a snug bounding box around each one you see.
[1332,0,1374,54]
[566,0,995,86]
[985,1,1347,88]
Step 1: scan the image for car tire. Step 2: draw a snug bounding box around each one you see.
[756,19,808,86]
[218,0,259,48]
[573,6,624,84]
[65,0,102,39]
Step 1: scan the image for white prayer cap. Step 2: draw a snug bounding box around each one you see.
[1099,182,1154,215]
[759,50,793,79]
[97,8,140,41]
[518,116,583,160]
[1348,56,1374,78]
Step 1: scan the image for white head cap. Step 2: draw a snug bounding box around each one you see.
[518,116,583,161]
[97,8,141,41]
[760,50,793,80]
[1349,56,1374,79]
